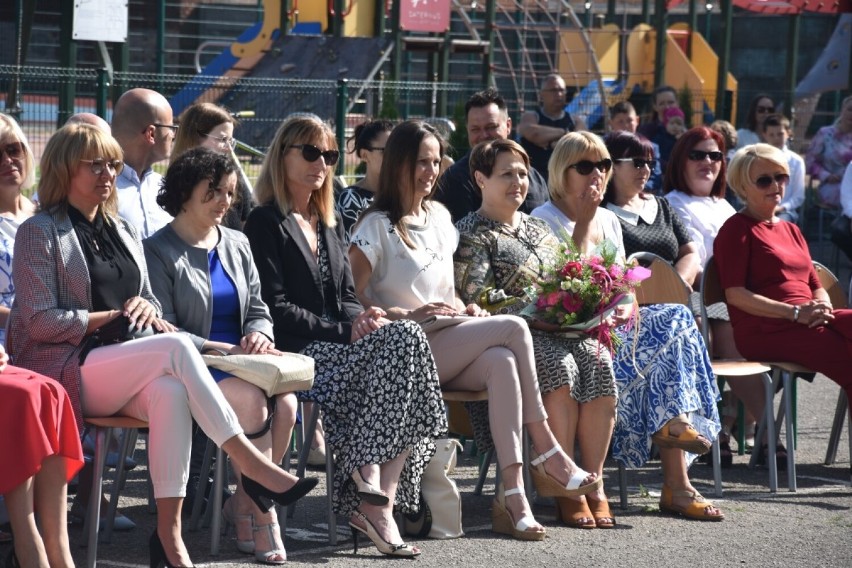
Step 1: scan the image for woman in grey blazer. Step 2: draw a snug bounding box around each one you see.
[8,124,316,568]
[144,148,294,564]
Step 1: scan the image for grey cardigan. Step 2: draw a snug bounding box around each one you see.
[143,224,274,351]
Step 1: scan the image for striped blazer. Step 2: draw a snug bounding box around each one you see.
[8,207,161,429]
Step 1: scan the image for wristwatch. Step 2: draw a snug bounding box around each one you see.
[792,305,800,322]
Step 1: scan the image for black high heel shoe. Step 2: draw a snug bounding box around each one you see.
[241,475,319,513]
[148,531,194,568]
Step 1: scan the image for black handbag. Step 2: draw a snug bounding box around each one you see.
[78,315,157,365]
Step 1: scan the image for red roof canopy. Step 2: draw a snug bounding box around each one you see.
[667,0,851,13]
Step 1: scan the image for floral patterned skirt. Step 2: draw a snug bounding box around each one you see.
[612,303,721,468]
[300,319,447,515]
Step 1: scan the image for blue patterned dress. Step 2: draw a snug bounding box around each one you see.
[0,217,21,347]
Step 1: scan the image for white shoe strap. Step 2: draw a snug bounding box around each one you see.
[503,487,524,498]
[514,515,540,532]
[529,444,561,467]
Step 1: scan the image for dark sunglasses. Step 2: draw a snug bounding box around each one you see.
[289,144,340,166]
[687,150,724,162]
[615,157,656,170]
[568,158,612,175]
[0,143,24,160]
[756,105,775,113]
[753,173,790,188]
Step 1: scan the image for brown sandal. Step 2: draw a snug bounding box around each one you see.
[652,416,712,455]
[586,496,616,528]
[659,485,725,521]
[555,496,596,529]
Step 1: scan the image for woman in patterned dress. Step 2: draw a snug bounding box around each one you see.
[243,116,446,558]
[528,132,724,521]
[335,119,394,243]
[349,120,601,541]
[453,138,618,529]
[0,114,37,347]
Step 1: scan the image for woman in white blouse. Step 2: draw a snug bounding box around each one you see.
[349,120,602,542]
[663,126,770,466]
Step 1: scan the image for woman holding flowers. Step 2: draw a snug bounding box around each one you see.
[349,120,602,542]
[454,139,618,529]
[503,132,723,522]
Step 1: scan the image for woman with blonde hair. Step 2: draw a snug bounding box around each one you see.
[10,123,317,568]
[244,116,446,558]
[170,102,255,229]
[531,131,724,522]
[0,114,37,346]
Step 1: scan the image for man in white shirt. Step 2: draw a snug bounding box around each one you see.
[761,114,805,223]
[111,88,177,237]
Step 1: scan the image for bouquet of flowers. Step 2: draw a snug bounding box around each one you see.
[521,238,650,350]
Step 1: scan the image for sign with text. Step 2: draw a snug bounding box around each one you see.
[400,0,451,32]
[73,0,128,43]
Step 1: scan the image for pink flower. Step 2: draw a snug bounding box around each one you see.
[560,261,583,278]
[625,266,652,283]
[562,292,584,313]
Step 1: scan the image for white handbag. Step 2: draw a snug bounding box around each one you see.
[201,352,314,397]
[404,438,464,539]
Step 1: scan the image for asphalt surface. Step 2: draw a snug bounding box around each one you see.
[37,367,851,568]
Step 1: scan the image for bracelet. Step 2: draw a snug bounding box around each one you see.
[791,305,800,322]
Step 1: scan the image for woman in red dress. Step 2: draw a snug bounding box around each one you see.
[0,344,84,568]
[714,143,852,404]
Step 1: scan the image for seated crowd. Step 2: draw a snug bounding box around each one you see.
[1,84,850,568]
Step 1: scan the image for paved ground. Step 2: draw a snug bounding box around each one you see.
[43,369,852,568]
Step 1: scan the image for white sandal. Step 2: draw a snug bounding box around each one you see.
[492,486,546,541]
[529,445,602,497]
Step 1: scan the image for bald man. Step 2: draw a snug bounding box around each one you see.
[517,74,578,182]
[66,112,112,134]
[111,88,176,238]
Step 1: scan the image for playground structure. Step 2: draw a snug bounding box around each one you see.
[2,1,849,158]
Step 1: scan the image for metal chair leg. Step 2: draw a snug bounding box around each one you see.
[617,463,628,510]
[752,371,778,492]
[474,448,493,496]
[190,439,216,531]
[210,447,225,555]
[85,426,110,568]
[783,372,797,491]
[825,391,848,465]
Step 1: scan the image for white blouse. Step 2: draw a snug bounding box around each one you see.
[530,201,626,259]
[664,190,736,266]
[350,203,458,310]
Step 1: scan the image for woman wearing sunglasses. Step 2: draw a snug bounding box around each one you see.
[736,94,775,150]
[665,127,779,467]
[532,131,724,522]
[349,121,602,541]
[603,131,701,288]
[0,114,37,348]
[715,143,852,408]
[9,124,318,568]
[170,102,255,229]
[243,116,446,558]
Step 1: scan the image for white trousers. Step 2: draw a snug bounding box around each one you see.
[79,334,242,498]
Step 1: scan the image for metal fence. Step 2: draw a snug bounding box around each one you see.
[0,65,471,181]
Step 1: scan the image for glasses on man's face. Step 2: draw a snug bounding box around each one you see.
[687,150,724,162]
[568,158,612,175]
[615,157,657,170]
[0,143,24,161]
[753,173,790,189]
[288,144,340,166]
[756,105,775,114]
[153,123,179,133]
[80,159,124,176]
[200,132,237,150]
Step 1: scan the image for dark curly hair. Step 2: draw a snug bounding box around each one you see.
[158,147,238,217]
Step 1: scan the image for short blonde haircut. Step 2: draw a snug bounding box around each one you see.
[727,143,789,201]
[0,113,36,190]
[38,123,123,221]
[548,131,611,201]
[253,116,337,227]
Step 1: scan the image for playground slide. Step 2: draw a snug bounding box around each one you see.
[168,0,326,116]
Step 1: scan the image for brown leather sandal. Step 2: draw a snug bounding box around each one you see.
[586,496,616,528]
[652,415,712,455]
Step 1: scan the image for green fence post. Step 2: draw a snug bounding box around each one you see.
[96,68,109,119]
[336,78,348,176]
